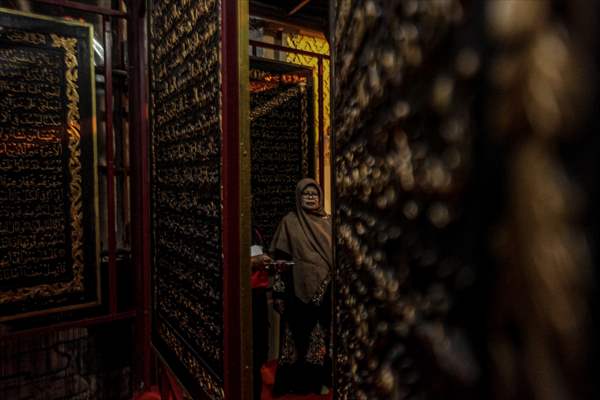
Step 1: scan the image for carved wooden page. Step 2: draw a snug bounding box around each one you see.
[149,0,225,398]
[0,8,99,322]
[250,59,315,246]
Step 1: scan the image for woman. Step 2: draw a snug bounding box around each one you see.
[270,178,332,396]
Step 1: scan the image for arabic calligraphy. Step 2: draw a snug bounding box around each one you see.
[250,67,312,245]
[0,35,69,290]
[150,0,225,390]
[0,23,90,306]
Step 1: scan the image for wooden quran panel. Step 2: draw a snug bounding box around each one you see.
[250,59,315,246]
[0,8,99,322]
[149,0,225,398]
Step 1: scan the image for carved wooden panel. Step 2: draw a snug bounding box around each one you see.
[250,59,314,246]
[333,1,597,399]
[149,0,224,398]
[0,8,99,322]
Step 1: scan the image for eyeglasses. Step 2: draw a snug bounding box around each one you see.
[302,191,319,198]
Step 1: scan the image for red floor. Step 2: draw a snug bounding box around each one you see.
[260,360,333,400]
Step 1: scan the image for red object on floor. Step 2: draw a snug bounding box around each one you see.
[260,360,333,400]
[133,387,161,400]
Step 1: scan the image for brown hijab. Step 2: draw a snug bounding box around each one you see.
[270,178,332,303]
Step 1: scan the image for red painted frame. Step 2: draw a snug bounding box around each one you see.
[127,0,152,390]
[102,14,118,315]
[222,0,245,398]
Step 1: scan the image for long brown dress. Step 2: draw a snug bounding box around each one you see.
[270,178,332,396]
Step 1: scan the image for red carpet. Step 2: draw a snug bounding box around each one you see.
[261,360,333,400]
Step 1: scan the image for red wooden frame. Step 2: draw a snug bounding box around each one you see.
[318,56,325,185]
[127,0,152,390]
[103,14,118,315]
[222,0,246,398]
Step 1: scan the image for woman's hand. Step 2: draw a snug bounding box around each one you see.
[251,254,272,271]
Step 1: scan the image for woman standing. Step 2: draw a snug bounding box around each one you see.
[270,178,332,397]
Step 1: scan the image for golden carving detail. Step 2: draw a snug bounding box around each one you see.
[159,321,225,400]
[249,81,309,176]
[250,86,301,121]
[52,34,85,292]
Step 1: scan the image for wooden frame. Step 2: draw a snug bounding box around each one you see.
[223,0,251,398]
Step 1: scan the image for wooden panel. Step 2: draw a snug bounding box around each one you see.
[332,0,598,399]
[149,0,224,398]
[0,8,99,322]
[149,0,250,398]
[250,59,315,246]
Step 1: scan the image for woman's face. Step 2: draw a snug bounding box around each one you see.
[301,185,320,211]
